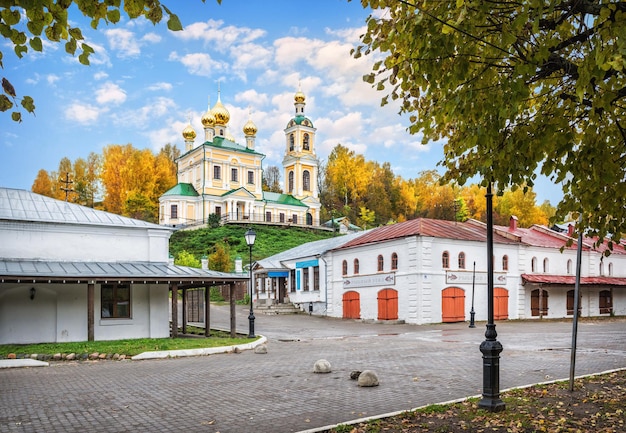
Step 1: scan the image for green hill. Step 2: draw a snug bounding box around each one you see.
[169,224,336,270]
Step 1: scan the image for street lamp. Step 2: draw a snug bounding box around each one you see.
[478,183,505,412]
[245,228,256,338]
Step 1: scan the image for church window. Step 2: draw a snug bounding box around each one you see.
[289,134,295,151]
[377,255,384,272]
[303,170,310,191]
[391,253,398,270]
[502,255,508,271]
[354,259,360,275]
[215,206,221,217]
[543,258,549,273]
[303,133,310,150]
[442,251,449,269]
[213,165,221,180]
[342,260,348,276]
[292,214,298,224]
[567,259,573,274]
[609,262,613,276]
[247,170,254,184]
[458,252,466,269]
[171,204,178,219]
[531,257,538,272]
[288,171,294,193]
[280,213,285,223]
[231,168,238,182]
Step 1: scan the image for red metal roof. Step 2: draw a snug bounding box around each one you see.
[521,274,626,286]
[336,218,519,250]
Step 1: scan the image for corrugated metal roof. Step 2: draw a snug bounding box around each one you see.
[0,187,167,230]
[0,259,248,283]
[521,274,626,286]
[256,232,366,270]
[336,218,519,250]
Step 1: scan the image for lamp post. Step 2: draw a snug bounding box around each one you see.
[245,228,256,338]
[478,183,505,411]
[469,261,476,328]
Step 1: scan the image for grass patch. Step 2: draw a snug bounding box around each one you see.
[0,329,255,358]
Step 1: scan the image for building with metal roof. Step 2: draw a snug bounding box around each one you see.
[0,187,247,344]
[158,88,322,229]
[262,215,626,324]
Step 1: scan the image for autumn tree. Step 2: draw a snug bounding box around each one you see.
[31,169,54,198]
[175,250,201,268]
[209,241,232,272]
[1,0,212,122]
[355,0,626,243]
[262,166,282,193]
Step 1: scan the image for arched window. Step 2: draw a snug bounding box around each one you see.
[599,262,604,276]
[342,260,348,276]
[303,133,310,150]
[288,171,294,193]
[377,255,384,272]
[543,258,549,273]
[303,170,310,191]
[442,251,450,269]
[502,255,508,271]
[609,262,613,276]
[458,252,466,269]
[531,257,538,272]
[354,259,360,275]
[567,259,573,274]
[391,253,398,270]
[289,134,294,151]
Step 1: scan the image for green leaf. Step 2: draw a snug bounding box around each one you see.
[30,36,43,52]
[21,95,35,113]
[0,94,13,112]
[166,14,183,32]
[13,44,27,59]
[11,111,22,122]
[65,38,76,55]
[106,9,121,24]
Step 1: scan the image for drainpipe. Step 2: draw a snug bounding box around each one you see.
[318,254,328,316]
[202,145,206,224]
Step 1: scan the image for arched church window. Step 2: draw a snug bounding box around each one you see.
[289,134,295,151]
[288,171,294,193]
[303,170,310,191]
[303,133,310,150]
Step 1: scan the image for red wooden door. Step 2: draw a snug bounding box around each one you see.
[342,291,360,319]
[494,287,509,320]
[377,288,398,320]
[442,287,465,322]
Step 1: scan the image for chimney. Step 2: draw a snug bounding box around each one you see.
[201,255,208,270]
[567,224,575,237]
[509,215,518,231]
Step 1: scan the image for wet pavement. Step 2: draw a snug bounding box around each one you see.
[1,307,625,433]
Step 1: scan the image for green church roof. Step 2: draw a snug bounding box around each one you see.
[263,192,308,207]
[162,183,199,197]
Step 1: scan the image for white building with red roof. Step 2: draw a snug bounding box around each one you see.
[320,216,626,324]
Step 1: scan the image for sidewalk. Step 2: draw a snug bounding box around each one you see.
[1,310,625,433]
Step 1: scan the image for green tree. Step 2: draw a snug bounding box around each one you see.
[355,0,626,244]
[1,0,213,122]
[175,250,201,268]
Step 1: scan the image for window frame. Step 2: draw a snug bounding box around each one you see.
[502,255,508,271]
[377,255,384,272]
[101,284,131,319]
[458,252,466,269]
[231,168,238,182]
[303,170,310,191]
[170,204,178,219]
[354,258,360,275]
[342,260,348,276]
[391,253,398,270]
[213,165,221,180]
[247,170,254,185]
[442,251,450,269]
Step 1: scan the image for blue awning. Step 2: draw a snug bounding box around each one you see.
[268,271,289,277]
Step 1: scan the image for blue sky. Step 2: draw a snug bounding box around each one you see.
[1,0,562,205]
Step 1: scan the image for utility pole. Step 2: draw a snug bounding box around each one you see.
[60,173,74,202]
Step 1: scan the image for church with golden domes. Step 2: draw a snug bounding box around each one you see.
[158,89,321,228]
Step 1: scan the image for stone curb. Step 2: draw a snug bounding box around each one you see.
[131,335,267,360]
[0,359,49,369]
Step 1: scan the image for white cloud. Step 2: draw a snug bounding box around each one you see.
[93,71,109,80]
[95,82,127,105]
[142,32,161,43]
[64,103,101,123]
[147,82,173,91]
[175,19,266,51]
[231,42,272,72]
[234,89,270,108]
[169,51,228,77]
[105,28,141,58]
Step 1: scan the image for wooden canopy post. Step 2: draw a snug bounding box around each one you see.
[204,285,211,337]
[229,283,236,338]
[182,287,187,335]
[87,283,95,341]
[171,284,178,337]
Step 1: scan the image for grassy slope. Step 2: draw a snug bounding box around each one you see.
[169,224,336,268]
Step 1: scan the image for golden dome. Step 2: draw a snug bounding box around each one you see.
[182,123,196,140]
[212,96,230,125]
[201,106,215,127]
[294,90,306,103]
[243,118,257,136]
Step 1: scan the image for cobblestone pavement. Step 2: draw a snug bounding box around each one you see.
[1,308,625,433]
